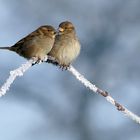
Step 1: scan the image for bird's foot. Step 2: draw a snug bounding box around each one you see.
[32,59,41,66]
[42,55,48,62]
[31,56,46,66]
[47,55,56,61]
[59,64,70,71]
[47,56,59,66]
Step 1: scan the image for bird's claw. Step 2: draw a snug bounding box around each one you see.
[31,56,46,66]
[59,64,70,70]
[47,56,59,66]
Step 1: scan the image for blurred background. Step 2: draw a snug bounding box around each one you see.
[0,0,140,140]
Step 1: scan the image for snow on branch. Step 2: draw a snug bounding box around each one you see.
[68,65,140,124]
[0,57,46,96]
[0,56,140,125]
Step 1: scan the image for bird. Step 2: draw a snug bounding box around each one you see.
[0,25,56,62]
[48,21,81,69]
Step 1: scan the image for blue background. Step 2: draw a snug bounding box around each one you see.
[0,0,140,140]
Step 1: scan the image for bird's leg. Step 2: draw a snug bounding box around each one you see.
[59,64,70,70]
[31,56,45,66]
[40,55,48,63]
[46,56,59,66]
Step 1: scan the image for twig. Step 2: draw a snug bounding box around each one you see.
[0,57,47,96]
[68,65,140,124]
[47,58,140,124]
[1,56,140,125]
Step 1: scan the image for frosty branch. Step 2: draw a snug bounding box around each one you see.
[68,66,140,124]
[0,57,47,96]
[0,56,140,125]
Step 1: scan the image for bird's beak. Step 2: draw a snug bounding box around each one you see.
[58,27,64,32]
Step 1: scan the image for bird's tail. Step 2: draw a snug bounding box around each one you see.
[0,47,12,50]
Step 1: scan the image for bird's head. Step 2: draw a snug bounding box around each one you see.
[39,25,57,38]
[58,21,75,35]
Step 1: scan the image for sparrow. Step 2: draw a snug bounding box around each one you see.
[48,21,81,69]
[0,25,56,61]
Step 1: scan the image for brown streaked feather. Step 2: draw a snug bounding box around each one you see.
[0,25,56,59]
[48,21,80,67]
